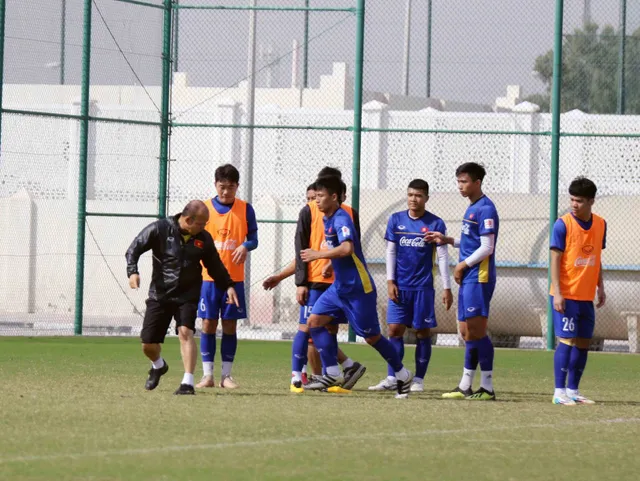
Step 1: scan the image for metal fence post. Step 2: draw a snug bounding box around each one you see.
[349,0,365,342]
[74,0,93,335]
[159,0,173,218]
[547,0,564,350]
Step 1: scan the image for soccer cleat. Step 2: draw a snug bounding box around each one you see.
[467,387,496,401]
[195,375,215,388]
[174,383,195,395]
[441,386,473,399]
[569,393,595,405]
[305,374,345,391]
[410,381,424,392]
[368,378,397,391]
[145,362,169,391]
[395,371,414,399]
[301,372,309,386]
[290,380,304,394]
[220,375,239,389]
[553,394,577,405]
[342,362,367,390]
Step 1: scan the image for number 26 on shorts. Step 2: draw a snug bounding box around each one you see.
[562,317,575,333]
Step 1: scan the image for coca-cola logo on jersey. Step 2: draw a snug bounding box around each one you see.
[399,236,425,248]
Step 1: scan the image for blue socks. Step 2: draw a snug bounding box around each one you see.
[372,336,403,373]
[309,326,339,373]
[200,333,216,363]
[554,342,572,389]
[415,337,432,379]
[221,333,237,363]
[567,346,588,390]
[387,337,405,377]
[291,330,309,372]
[464,339,479,370]
[476,336,494,372]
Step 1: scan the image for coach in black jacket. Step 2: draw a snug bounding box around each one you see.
[126,200,238,395]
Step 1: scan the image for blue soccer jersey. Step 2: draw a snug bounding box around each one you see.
[459,196,499,284]
[385,210,447,290]
[323,207,374,295]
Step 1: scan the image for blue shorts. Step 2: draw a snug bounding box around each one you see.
[387,288,437,330]
[312,284,380,338]
[457,282,495,321]
[198,281,246,321]
[299,288,347,325]
[550,295,595,339]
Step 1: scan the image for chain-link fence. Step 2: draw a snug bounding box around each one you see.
[0,0,638,353]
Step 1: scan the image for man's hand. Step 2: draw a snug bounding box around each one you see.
[425,231,445,244]
[296,286,309,306]
[596,287,606,308]
[300,249,320,263]
[262,275,281,291]
[387,280,399,303]
[442,288,453,311]
[129,273,140,290]
[453,261,467,286]
[231,245,248,265]
[553,293,565,314]
[226,287,240,307]
[321,262,333,278]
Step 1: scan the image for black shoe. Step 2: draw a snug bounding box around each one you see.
[395,371,414,399]
[145,362,169,391]
[174,383,195,395]
[342,362,367,390]
[466,387,496,401]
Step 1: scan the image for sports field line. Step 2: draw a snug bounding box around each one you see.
[1,417,638,465]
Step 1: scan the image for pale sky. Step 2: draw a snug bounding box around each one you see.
[3,0,635,106]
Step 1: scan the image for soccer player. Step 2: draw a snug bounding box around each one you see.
[292,171,367,393]
[126,200,238,395]
[425,162,499,400]
[196,164,259,389]
[550,177,606,405]
[369,179,453,392]
[300,175,414,398]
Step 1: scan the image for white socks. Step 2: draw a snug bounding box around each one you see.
[202,362,214,376]
[182,373,194,386]
[341,358,354,369]
[480,370,493,392]
[459,368,475,391]
[151,357,165,370]
[395,368,410,382]
[221,361,233,377]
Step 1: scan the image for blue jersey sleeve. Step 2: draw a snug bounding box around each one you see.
[477,205,498,236]
[242,203,259,251]
[550,218,567,251]
[384,215,396,243]
[335,214,356,244]
[436,219,447,236]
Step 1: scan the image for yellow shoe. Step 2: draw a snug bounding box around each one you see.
[220,375,239,389]
[442,386,473,399]
[326,386,351,394]
[196,375,215,388]
[290,381,304,393]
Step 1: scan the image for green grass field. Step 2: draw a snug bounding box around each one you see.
[1,337,639,481]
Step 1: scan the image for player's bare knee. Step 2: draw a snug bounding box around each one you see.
[416,328,431,339]
[201,318,217,334]
[364,334,381,345]
[221,319,237,335]
[177,326,193,342]
[388,324,405,338]
[576,338,590,350]
[326,324,339,335]
[557,337,575,347]
[298,324,309,333]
